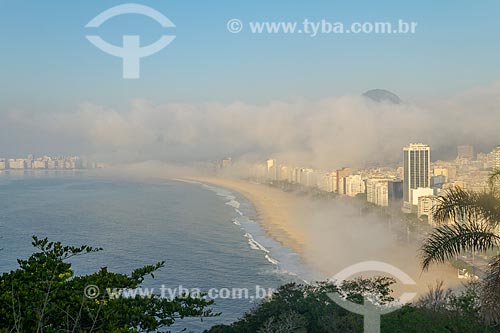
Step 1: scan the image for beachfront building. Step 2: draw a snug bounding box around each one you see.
[366,178,390,207]
[0,155,89,170]
[297,168,317,187]
[47,159,57,169]
[418,195,439,225]
[336,167,352,193]
[8,159,26,169]
[278,165,289,182]
[388,179,404,205]
[366,178,404,207]
[339,174,365,197]
[319,172,337,193]
[403,143,431,213]
[266,159,278,181]
[411,187,434,206]
[33,160,47,169]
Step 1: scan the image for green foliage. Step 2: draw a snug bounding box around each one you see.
[384,282,490,333]
[205,278,496,333]
[257,310,307,333]
[337,276,395,305]
[0,236,215,332]
[204,281,362,333]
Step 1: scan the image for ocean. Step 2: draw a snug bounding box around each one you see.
[0,171,309,332]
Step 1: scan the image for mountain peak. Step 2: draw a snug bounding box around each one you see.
[362,89,402,104]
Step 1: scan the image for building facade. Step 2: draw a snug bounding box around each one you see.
[494,145,500,169]
[366,178,390,207]
[403,143,431,212]
[388,179,403,207]
[339,174,365,197]
[418,195,439,225]
[336,167,352,193]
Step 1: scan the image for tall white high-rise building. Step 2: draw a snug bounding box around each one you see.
[403,143,431,212]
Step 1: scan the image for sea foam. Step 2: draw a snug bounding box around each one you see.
[186,180,317,279]
[244,233,270,253]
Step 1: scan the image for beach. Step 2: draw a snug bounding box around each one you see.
[190,176,463,296]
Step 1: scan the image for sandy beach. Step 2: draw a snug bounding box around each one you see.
[189,176,463,296]
[191,177,307,254]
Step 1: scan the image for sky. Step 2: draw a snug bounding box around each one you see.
[0,1,500,165]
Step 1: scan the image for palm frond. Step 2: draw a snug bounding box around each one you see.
[489,168,500,192]
[433,187,500,226]
[481,255,500,323]
[421,222,500,270]
[475,191,500,225]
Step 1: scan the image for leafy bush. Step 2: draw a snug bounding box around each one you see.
[0,236,215,332]
[205,278,497,333]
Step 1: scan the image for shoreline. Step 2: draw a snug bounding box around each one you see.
[187,177,307,257]
[186,176,463,296]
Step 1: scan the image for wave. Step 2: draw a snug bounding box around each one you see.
[265,254,280,266]
[244,233,270,253]
[225,199,240,209]
[280,270,298,277]
[179,179,314,279]
[171,178,202,185]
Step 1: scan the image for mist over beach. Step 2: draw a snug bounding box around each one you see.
[182,176,462,295]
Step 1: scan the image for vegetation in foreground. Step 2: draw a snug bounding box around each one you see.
[205,278,496,333]
[0,237,215,332]
[2,237,497,332]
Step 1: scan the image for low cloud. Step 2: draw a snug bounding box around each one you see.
[1,82,500,168]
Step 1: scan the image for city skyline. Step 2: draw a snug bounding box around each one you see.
[225,141,500,221]
[0,154,102,170]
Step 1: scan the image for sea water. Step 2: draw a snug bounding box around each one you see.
[0,172,311,332]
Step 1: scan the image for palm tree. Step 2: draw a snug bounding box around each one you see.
[420,168,500,322]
